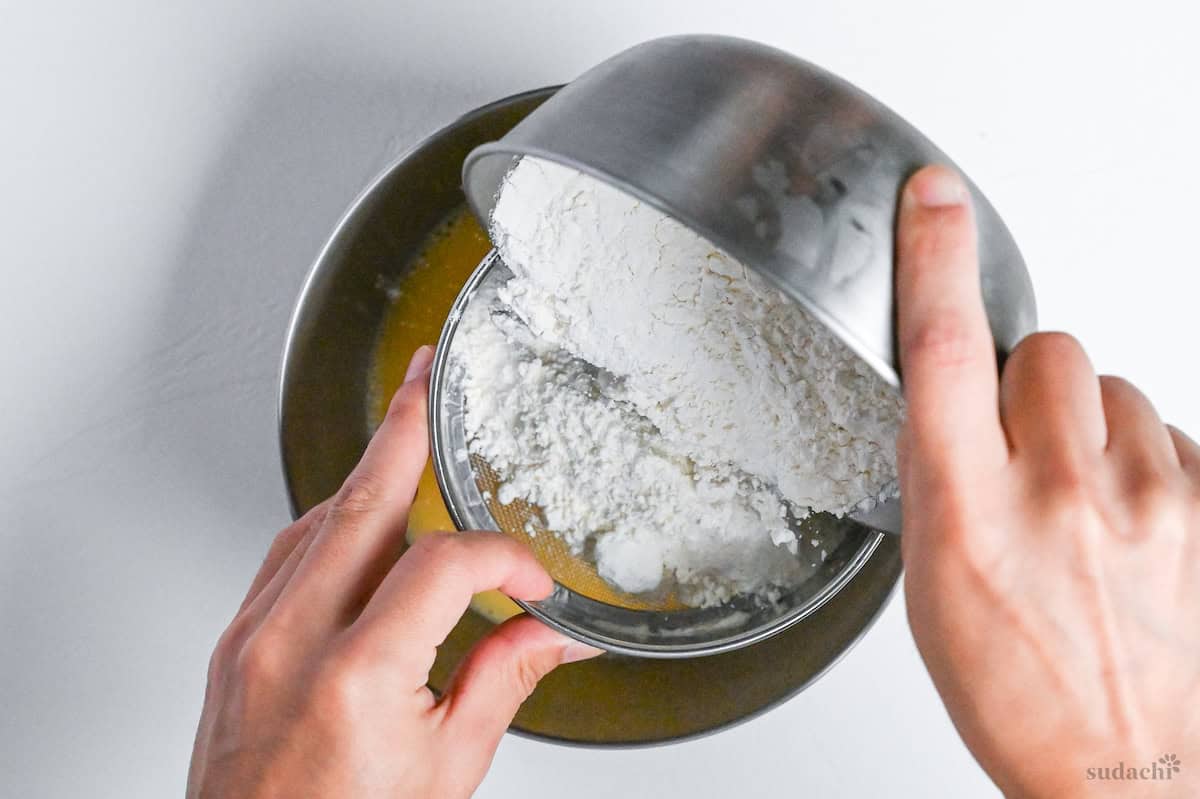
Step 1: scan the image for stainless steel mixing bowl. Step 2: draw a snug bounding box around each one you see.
[279,87,903,743]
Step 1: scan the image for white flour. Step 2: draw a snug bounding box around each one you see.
[457,156,903,605]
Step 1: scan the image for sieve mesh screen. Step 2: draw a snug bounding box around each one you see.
[469,455,686,611]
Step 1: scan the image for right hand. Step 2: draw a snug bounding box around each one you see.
[895,165,1200,797]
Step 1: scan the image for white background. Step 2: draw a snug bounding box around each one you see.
[3,1,1198,796]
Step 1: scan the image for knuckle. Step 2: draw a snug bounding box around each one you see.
[311,654,369,721]
[406,532,519,581]
[898,479,998,567]
[1125,476,1186,533]
[290,501,329,535]
[209,614,255,682]
[405,533,476,586]
[1166,423,1193,445]
[265,521,304,557]
[234,629,288,688]
[902,315,986,369]
[333,471,388,517]
[207,634,235,686]
[205,647,224,687]
[206,654,225,691]
[212,625,240,666]
[385,381,427,426]
[932,500,993,562]
[484,624,551,701]
[1098,375,1151,412]
[408,529,466,561]
[1010,331,1085,372]
[1168,425,1200,467]
[1038,474,1101,532]
[1098,374,1135,395]
[511,656,545,701]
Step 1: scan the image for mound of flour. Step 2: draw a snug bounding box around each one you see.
[457,156,903,605]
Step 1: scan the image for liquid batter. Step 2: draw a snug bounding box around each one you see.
[369,207,521,625]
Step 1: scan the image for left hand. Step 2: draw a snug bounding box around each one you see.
[187,345,600,799]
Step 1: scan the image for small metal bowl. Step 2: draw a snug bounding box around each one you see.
[464,36,1037,391]
[279,87,903,744]
[463,36,1039,542]
[432,35,1036,656]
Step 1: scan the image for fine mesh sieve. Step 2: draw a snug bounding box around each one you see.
[469,455,687,612]
[429,250,884,656]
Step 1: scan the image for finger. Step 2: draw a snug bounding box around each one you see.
[238,500,330,612]
[218,516,325,662]
[435,615,601,771]
[999,333,1106,466]
[895,165,1008,481]
[1099,376,1179,474]
[1168,425,1200,480]
[347,532,554,681]
[274,345,436,627]
[238,517,321,627]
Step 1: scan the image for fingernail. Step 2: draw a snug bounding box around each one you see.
[906,166,968,208]
[404,345,436,383]
[560,640,605,664]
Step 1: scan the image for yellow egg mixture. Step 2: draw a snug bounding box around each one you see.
[368,208,522,625]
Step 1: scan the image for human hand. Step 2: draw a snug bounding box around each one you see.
[896,166,1200,797]
[187,345,601,799]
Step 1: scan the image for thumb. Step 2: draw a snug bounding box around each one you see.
[437,614,601,757]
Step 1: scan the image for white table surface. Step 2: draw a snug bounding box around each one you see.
[3,1,1198,796]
